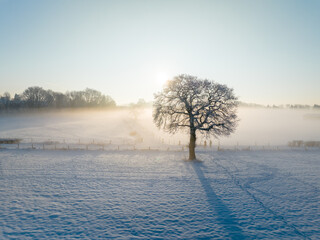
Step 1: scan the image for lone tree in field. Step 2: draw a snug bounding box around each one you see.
[153,74,238,160]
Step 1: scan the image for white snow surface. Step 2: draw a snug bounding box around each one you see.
[0,149,319,239]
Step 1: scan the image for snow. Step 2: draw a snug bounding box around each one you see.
[0,149,319,239]
[0,109,319,239]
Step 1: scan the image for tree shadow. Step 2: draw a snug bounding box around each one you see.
[190,161,247,239]
[0,158,3,180]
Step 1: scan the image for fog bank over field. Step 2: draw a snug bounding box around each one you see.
[230,108,320,146]
[0,107,319,147]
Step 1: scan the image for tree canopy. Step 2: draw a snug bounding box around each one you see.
[153,74,238,160]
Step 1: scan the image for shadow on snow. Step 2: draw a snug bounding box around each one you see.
[191,161,247,240]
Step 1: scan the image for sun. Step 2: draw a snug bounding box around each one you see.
[155,72,169,86]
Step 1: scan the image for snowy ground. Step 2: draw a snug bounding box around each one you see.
[0,149,319,239]
[0,109,319,239]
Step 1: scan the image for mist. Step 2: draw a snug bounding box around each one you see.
[1,107,319,148]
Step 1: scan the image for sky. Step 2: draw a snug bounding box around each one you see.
[0,0,319,105]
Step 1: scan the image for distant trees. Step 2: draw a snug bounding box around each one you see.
[66,88,116,108]
[153,74,238,160]
[11,94,22,109]
[0,87,115,111]
[288,140,320,148]
[22,87,53,108]
[1,92,11,110]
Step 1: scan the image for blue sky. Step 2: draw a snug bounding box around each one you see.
[0,0,319,105]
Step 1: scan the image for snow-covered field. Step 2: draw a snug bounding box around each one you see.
[0,109,319,239]
[0,149,319,239]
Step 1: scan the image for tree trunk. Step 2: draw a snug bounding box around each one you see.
[189,129,196,160]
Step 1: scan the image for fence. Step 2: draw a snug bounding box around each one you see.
[0,137,318,152]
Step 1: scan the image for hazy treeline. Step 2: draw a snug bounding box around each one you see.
[1,87,319,112]
[288,140,320,148]
[239,102,320,109]
[0,87,116,111]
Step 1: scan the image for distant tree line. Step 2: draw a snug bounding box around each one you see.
[270,104,320,109]
[239,102,320,109]
[288,140,320,148]
[0,87,116,111]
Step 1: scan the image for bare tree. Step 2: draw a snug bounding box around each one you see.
[153,74,238,160]
[51,92,69,108]
[22,87,50,108]
[0,92,11,110]
[83,88,115,107]
[12,94,23,109]
[66,90,86,107]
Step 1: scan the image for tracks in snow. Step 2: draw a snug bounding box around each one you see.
[212,156,311,240]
